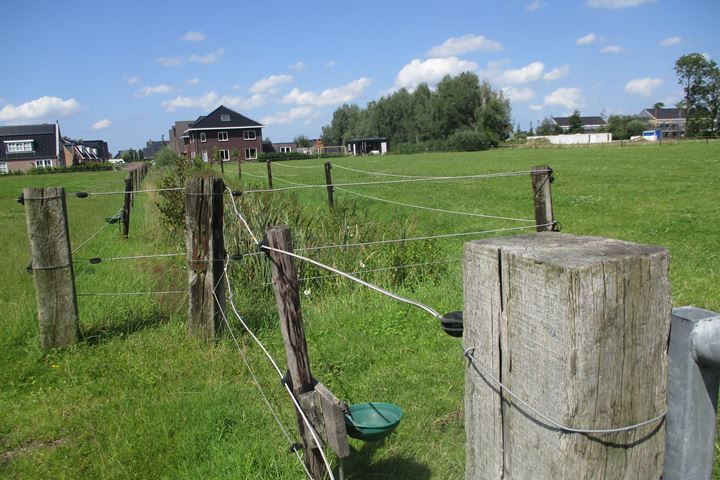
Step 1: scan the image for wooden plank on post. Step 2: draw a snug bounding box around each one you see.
[266,226,324,480]
[22,187,79,351]
[463,233,670,479]
[315,383,350,458]
[184,176,225,341]
[324,161,334,209]
[266,159,273,189]
[530,165,554,232]
[122,176,132,238]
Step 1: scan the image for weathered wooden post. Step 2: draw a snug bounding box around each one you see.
[324,161,334,209]
[530,165,554,231]
[122,176,132,238]
[22,187,79,351]
[266,159,273,189]
[185,176,225,341]
[463,233,670,479]
[265,226,325,479]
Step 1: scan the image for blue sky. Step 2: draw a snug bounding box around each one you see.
[1,0,717,153]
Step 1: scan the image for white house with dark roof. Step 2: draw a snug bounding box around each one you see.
[550,116,607,132]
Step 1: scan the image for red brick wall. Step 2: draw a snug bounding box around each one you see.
[187,128,262,162]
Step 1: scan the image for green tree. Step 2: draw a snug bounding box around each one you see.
[606,115,648,140]
[567,110,584,134]
[674,53,720,136]
[154,146,179,167]
[536,117,562,135]
[293,135,311,147]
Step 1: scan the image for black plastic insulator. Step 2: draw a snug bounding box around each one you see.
[231,190,243,197]
[16,194,25,205]
[89,257,102,264]
[229,254,244,261]
[26,263,33,274]
[552,221,562,232]
[440,311,464,337]
[289,443,303,453]
[75,191,89,198]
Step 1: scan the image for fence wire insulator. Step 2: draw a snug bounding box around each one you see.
[552,221,562,232]
[89,257,102,264]
[231,190,243,197]
[289,443,303,453]
[16,193,24,205]
[25,263,32,274]
[229,254,244,261]
[75,191,89,198]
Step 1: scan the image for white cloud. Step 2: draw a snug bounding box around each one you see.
[181,31,206,42]
[576,33,597,45]
[496,61,545,84]
[659,36,682,46]
[0,96,82,122]
[525,0,544,11]
[289,61,305,71]
[588,0,654,7]
[189,48,224,64]
[187,78,200,85]
[544,87,583,109]
[502,87,535,102]
[157,56,184,67]
[393,57,478,91]
[282,78,372,106]
[133,84,173,97]
[601,45,624,54]
[91,119,112,130]
[543,65,570,81]
[250,74,294,94]
[124,76,141,85]
[261,106,317,125]
[529,104,544,111]
[625,77,663,96]
[161,91,266,112]
[427,34,503,57]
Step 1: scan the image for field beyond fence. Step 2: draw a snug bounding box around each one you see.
[1,143,719,478]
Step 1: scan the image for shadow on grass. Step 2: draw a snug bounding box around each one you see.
[80,306,171,345]
[342,438,431,479]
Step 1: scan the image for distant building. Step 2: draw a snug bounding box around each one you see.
[551,116,607,132]
[347,137,388,155]
[143,138,168,159]
[82,140,110,161]
[528,132,613,145]
[62,137,105,165]
[0,123,65,173]
[168,120,193,155]
[184,105,264,162]
[638,108,686,137]
[262,141,297,154]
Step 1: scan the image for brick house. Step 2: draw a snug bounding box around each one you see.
[0,123,65,173]
[638,107,686,137]
[184,105,264,162]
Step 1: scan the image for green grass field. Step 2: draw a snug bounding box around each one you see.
[1,143,718,479]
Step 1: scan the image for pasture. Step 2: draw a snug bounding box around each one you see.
[1,142,718,479]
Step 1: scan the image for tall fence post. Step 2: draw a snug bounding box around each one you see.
[463,232,670,479]
[324,161,334,209]
[530,165,554,231]
[22,187,79,351]
[122,176,132,238]
[237,157,242,183]
[185,176,225,341]
[266,159,273,190]
[265,226,325,480]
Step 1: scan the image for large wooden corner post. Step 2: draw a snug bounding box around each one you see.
[463,233,670,479]
[23,187,79,351]
[265,226,326,479]
[185,176,225,341]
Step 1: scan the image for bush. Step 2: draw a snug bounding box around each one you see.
[7,162,115,176]
[154,146,180,168]
[445,129,493,151]
[154,156,212,232]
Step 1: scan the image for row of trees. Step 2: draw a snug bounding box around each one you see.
[675,53,720,137]
[321,72,512,151]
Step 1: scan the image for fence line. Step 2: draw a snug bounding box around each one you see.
[71,218,114,254]
[331,163,437,179]
[77,290,186,296]
[271,162,325,170]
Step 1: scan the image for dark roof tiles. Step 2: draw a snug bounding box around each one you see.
[187,105,263,130]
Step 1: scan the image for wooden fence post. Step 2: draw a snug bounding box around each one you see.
[237,158,242,183]
[324,161,334,209]
[266,159,273,189]
[266,226,325,480]
[185,176,225,341]
[463,233,670,479]
[22,187,79,351]
[122,176,132,238]
[530,165,554,232]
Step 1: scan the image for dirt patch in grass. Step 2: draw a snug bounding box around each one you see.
[2,437,69,465]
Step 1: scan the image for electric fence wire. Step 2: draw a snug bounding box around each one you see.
[211,267,313,480]
[77,290,186,296]
[221,258,337,480]
[331,162,438,178]
[463,347,667,435]
[71,217,115,255]
[270,161,325,169]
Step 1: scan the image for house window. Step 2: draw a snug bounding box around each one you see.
[35,159,53,168]
[218,131,228,142]
[245,148,257,160]
[280,146,292,153]
[0,162,8,174]
[5,140,34,153]
[191,134,195,144]
[221,114,231,122]
[219,149,230,161]
[243,130,256,140]
[200,132,206,143]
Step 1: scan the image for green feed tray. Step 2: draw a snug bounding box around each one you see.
[344,402,404,441]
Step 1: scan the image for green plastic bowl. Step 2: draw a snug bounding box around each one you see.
[344,402,404,441]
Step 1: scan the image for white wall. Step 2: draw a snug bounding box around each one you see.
[528,133,613,145]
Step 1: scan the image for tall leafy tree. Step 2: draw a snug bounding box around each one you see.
[674,53,720,136]
[567,110,584,134]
